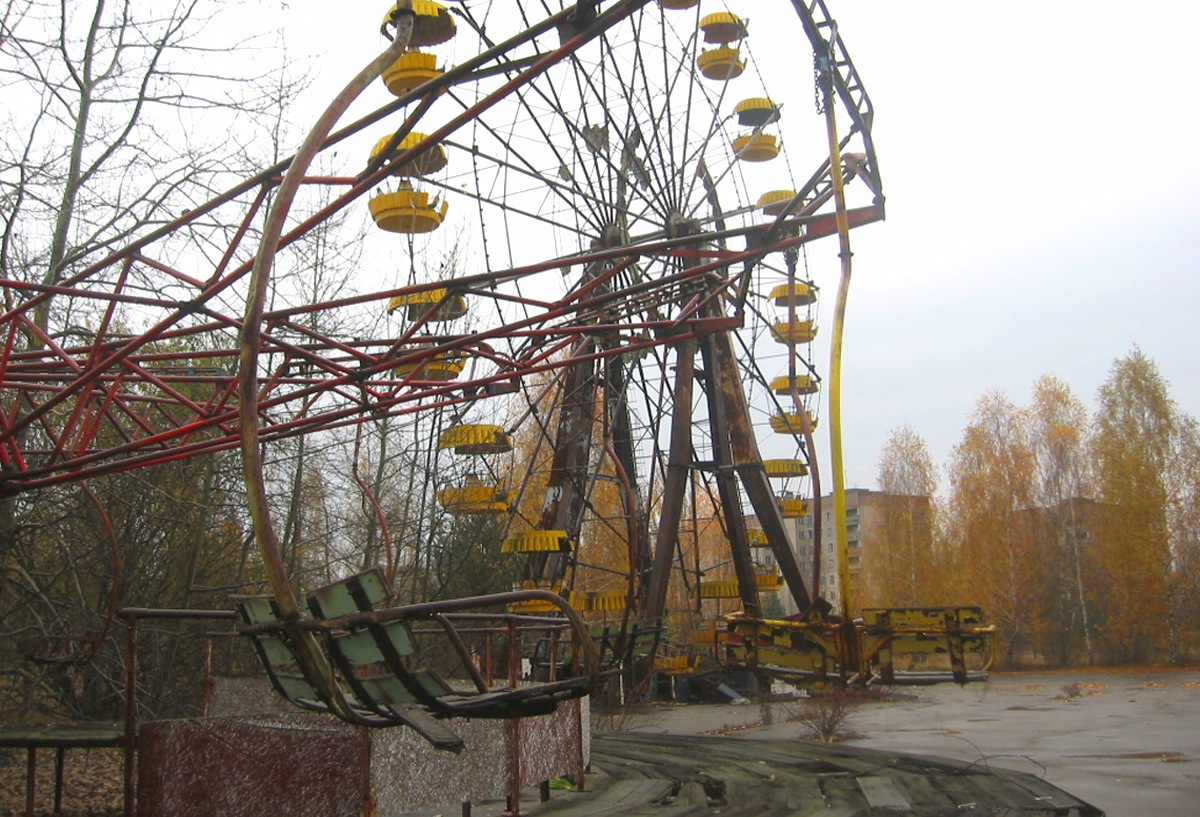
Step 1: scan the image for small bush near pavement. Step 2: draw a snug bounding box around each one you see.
[786,687,867,742]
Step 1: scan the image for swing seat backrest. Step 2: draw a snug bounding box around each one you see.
[232,595,328,712]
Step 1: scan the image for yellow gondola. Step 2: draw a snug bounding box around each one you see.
[768,281,817,307]
[769,319,818,345]
[769,412,818,434]
[659,0,700,9]
[769,374,819,395]
[654,654,693,674]
[436,479,509,515]
[755,568,783,591]
[388,288,467,322]
[735,98,781,128]
[778,496,811,518]
[732,132,779,162]
[369,132,448,177]
[696,47,745,80]
[700,12,746,45]
[381,51,442,96]
[509,580,564,614]
[584,590,629,612]
[392,350,464,381]
[369,184,448,234]
[763,458,809,478]
[501,530,572,554]
[758,189,797,217]
[382,1,455,47]
[437,423,513,454]
[699,580,741,599]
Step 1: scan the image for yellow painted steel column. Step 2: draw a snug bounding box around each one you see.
[821,47,855,623]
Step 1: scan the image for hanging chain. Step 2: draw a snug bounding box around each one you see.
[813,29,836,114]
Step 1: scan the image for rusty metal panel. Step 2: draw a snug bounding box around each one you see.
[136,716,367,817]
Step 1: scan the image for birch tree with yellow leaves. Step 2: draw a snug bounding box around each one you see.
[945,392,1038,666]
[1027,375,1097,665]
[1089,349,1180,662]
[862,425,940,608]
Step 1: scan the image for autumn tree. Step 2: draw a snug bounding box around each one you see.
[1089,349,1179,663]
[1026,375,1097,665]
[1166,416,1200,661]
[861,425,939,608]
[945,392,1038,666]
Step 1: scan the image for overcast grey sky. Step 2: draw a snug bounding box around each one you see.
[267,1,1200,490]
[804,1,1200,487]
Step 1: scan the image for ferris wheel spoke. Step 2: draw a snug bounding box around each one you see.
[450,82,609,234]
[455,6,615,236]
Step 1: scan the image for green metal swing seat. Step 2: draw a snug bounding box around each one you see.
[234,568,598,752]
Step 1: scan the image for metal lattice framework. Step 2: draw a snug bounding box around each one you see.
[1,1,910,684]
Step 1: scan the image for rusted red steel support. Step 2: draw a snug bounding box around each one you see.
[2,328,697,489]
[708,326,813,612]
[0,3,649,475]
[699,335,761,618]
[643,337,697,620]
[531,341,597,585]
[0,213,837,419]
[4,203,878,448]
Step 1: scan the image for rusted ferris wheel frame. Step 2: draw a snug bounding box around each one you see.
[0,2,885,671]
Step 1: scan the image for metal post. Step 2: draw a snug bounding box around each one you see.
[201,636,214,716]
[507,620,521,816]
[359,729,372,815]
[574,697,587,792]
[54,746,65,814]
[123,617,138,817]
[484,633,494,686]
[24,747,35,817]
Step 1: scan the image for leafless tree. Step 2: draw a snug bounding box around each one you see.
[0,0,306,720]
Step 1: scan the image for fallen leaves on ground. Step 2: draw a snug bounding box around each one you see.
[0,747,123,816]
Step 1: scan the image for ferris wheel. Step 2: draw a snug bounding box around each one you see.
[1,1,984,724]
[255,0,889,683]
